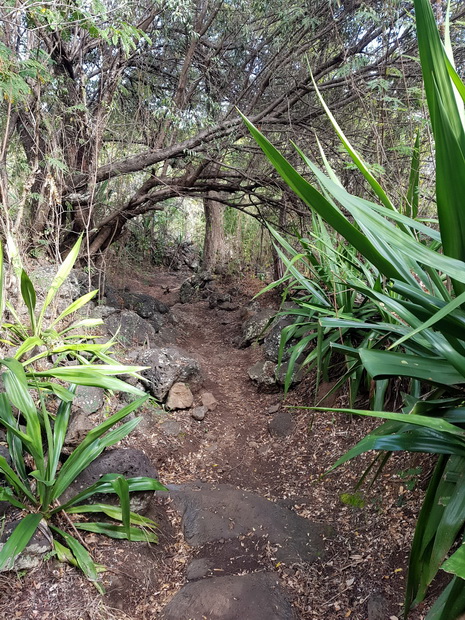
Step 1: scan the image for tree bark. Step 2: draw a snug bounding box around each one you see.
[202,190,226,273]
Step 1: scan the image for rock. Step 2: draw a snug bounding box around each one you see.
[0,518,52,572]
[239,308,276,348]
[90,304,118,320]
[218,301,239,311]
[59,448,159,513]
[208,292,231,309]
[185,558,212,581]
[122,291,169,318]
[275,360,304,386]
[160,419,182,436]
[161,572,296,620]
[29,266,81,318]
[64,409,95,447]
[137,347,201,401]
[180,272,215,304]
[192,406,207,421]
[166,382,194,410]
[268,411,295,438]
[167,482,330,564]
[201,392,218,411]
[74,385,105,414]
[105,310,158,346]
[268,403,281,414]
[367,592,392,620]
[263,315,300,362]
[248,360,278,390]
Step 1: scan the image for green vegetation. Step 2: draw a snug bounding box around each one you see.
[0,236,166,592]
[244,0,465,617]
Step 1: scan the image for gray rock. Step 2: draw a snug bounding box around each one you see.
[75,385,105,414]
[160,419,182,436]
[161,572,296,620]
[166,382,194,410]
[263,315,300,362]
[59,448,159,513]
[192,406,207,421]
[105,310,158,346]
[268,403,281,414]
[268,411,295,438]
[0,518,52,572]
[64,408,94,447]
[90,304,118,320]
[240,308,276,348]
[276,360,304,386]
[201,392,218,411]
[123,291,169,318]
[248,360,277,389]
[137,346,201,401]
[367,592,392,620]
[208,292,231,309]
[180,272,215,304]
[29,266,81,318]
[167,483,330,564]
[186,558,212,581]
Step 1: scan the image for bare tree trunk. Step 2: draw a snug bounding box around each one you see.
[202,191,226,272]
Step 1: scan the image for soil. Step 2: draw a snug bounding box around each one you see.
[0,265,442,619]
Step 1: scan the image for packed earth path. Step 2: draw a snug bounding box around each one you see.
[2,266,438,619]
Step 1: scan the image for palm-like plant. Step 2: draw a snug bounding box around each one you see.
[0,237,166,591]
[242,0,465,617]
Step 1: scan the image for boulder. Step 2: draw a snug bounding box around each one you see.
[137,347,201,401]
[248,360,278,391]
[105,310,158,346]
[166,482,330,564]
[121,291,169,318]
[74,385,105,415]
[179,272,215,304]
[29,266,81,318]
[263,315,299,362]
[161,572,296,620]
[64,409,95,448]
[59,447,159,513]
[239,308,276,348]
[166,382,194,410]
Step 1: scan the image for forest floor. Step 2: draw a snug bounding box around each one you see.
[1,265,442,619]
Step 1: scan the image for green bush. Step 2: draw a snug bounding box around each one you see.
[0,236,166,592]
[243,0,465,617]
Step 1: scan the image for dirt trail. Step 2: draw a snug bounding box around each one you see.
[120,268,428,620]
[122,268,289,496]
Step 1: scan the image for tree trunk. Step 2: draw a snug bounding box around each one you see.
[202,191,226,272]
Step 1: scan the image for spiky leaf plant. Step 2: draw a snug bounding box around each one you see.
[242,0,465,616]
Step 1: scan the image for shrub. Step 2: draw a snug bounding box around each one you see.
[0,236,166,592]
[243,0,465,616]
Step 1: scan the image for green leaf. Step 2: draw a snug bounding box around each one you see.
[51,397,149,501]
[75,522,158,542]
[0,515,42,570]
[50,290,98,328]
[359,349,465,386]
[49,525,104,593]
[37,235,83,333]
[20,270,37,333]
[110,476,131,540]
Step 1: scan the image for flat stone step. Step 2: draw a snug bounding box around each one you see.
[160,571,296,620]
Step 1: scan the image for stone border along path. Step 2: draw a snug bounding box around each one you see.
[130,272,334,620]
